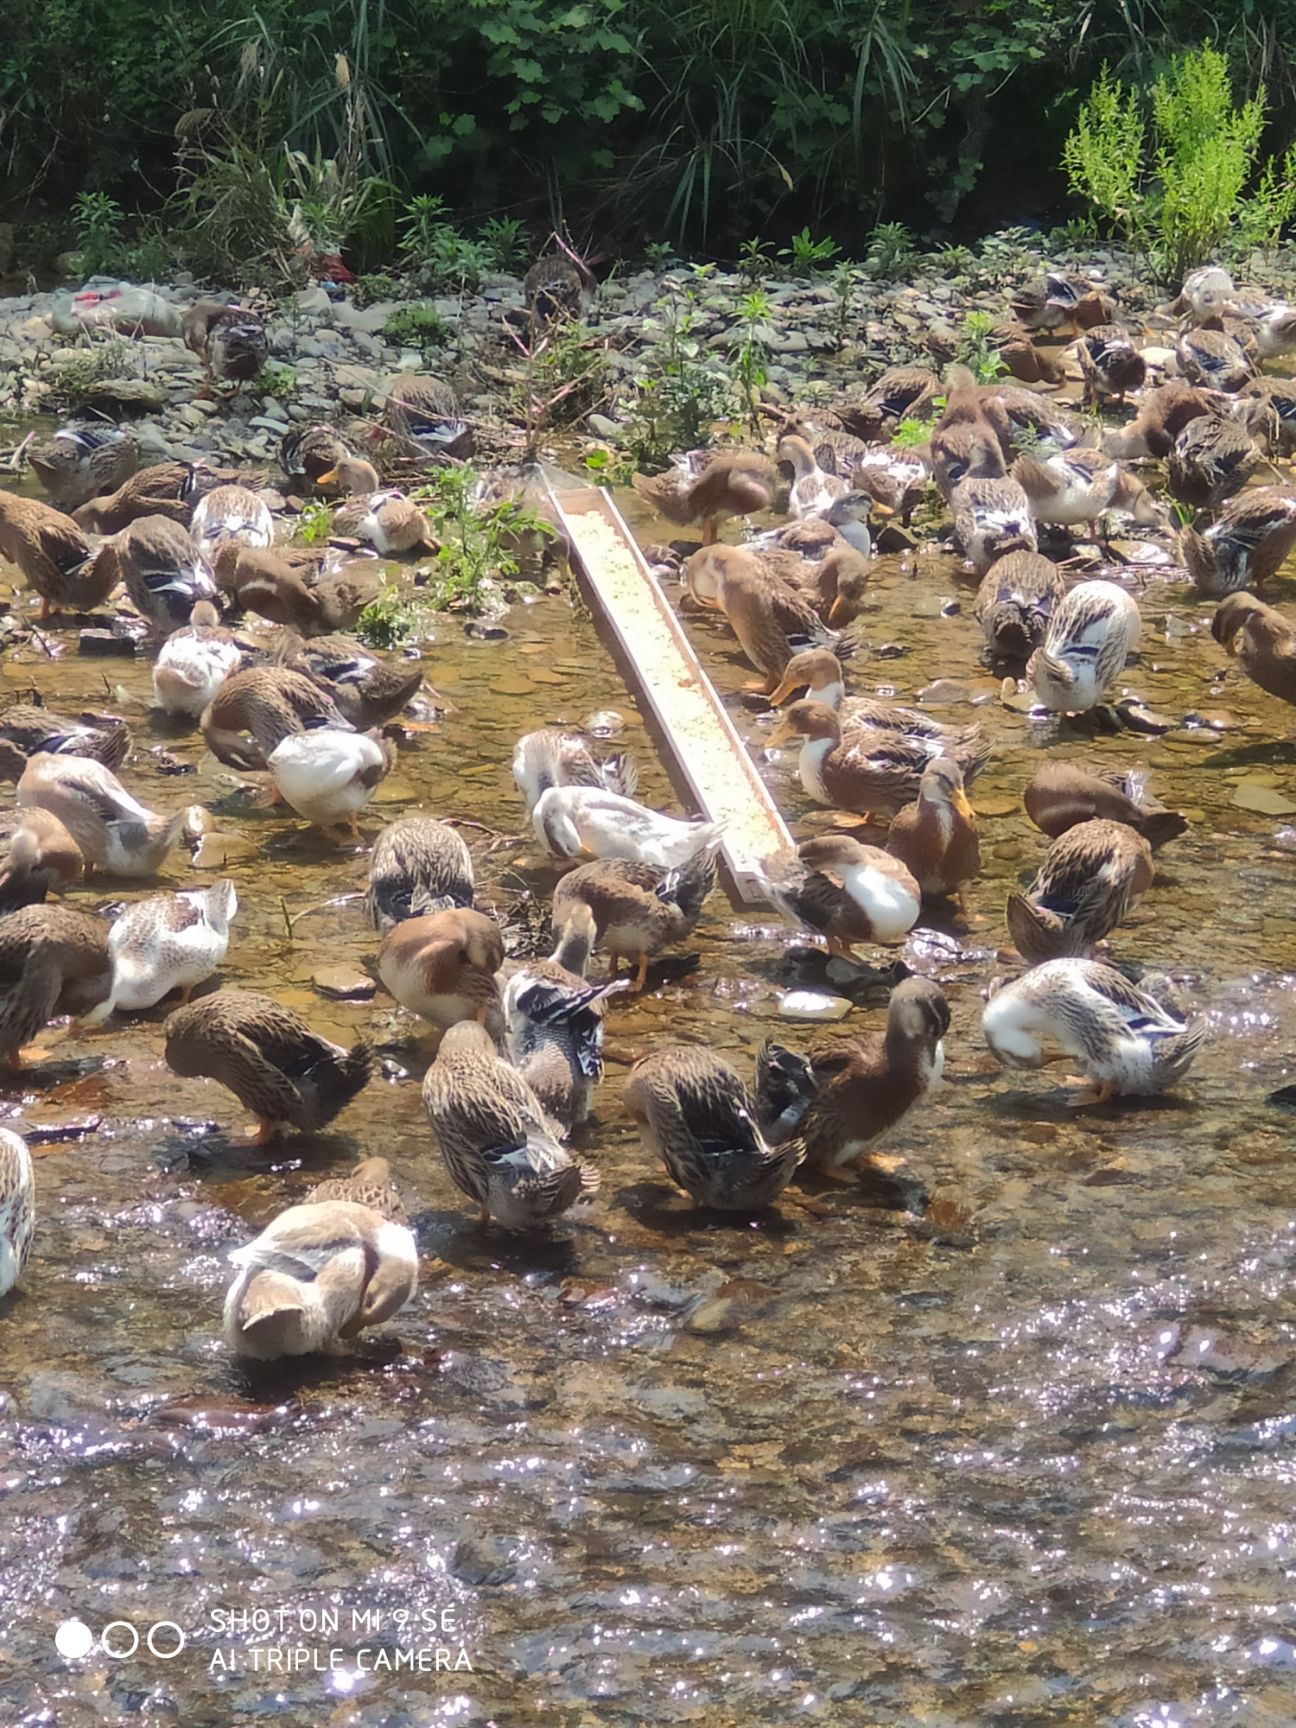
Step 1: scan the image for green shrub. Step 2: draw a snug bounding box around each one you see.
[383,303,453,358]
[1063,45,1296,283]
[622,279,733,466]
[779,227,840,274]
[956,311,1007,385]
[866,221,917,280]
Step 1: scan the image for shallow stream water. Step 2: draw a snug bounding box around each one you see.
[2,443,1296,1727]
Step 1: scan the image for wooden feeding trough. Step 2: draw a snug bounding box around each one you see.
[544,478,794,905]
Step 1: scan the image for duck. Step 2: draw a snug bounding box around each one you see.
[683,545,836,692]
[421,1020,599,1229]
[835,364,941,437]
[16,753,202,877]
[1179,486,1296,597]
[532,786,725,869]
[950,476,1037,572]
[842,443,929,525]
[523,249,597,321]
[982,958,1207,1102]
[377,906,505,1038]
[86,879,237,1020]
[201,666,350,773]
[0,491,115,619]
[73,460,223,533]
[1229,301,1296,361]
[1075,324,1146,406]
[1211,591,1296,706]
[990,382,1084,452]
[768,699,983,822]
[777,434,851,519]
[550,837,719,991]
[1242,377,1296,453]
[0,1128,34,1296]
[631,451,777,545]
[1014,450,1158,539]
[766,976,949,1177]
[623,1046,803,1210]
[767,650,989,774]
[1170,265,1235,325]
[181,300,269,394]
[216,542,382,635]
[365,816,474,931]
[329,463,436,556]
[1103,380,1218,459]
[0,903,111,1066]
[756,834,921,955]
[1027,579,1142,713]
[1023,762,1188,849]
[0,704,129,773]
[28,422,139,511]
[266,728,394,840]
[279,423,351,486]
[974,549,1067,659]
[1009,272,1090,333]
[503,905,627,1132]
[691,539,869,625]
[1175,325,1252,394]
[276,633,423,728]
[306,1155,409,1218]
[385,373,472,459]
[1006,818,1154,962]
[1167,413,1263,511]
[930,411,1009,503]
[222,1192,418,1359]
[512,727,638,816]
[0,809,83,913]
[153,601,245,720]
[885,758,980,901]
[104,514,218,636]
[191,484,275,560]
[163,988,374,1142]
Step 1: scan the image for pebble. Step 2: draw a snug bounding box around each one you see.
[312,966,377,1001]
[777,990,853,1021]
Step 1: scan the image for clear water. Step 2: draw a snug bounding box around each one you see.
[2,454,1296,1728]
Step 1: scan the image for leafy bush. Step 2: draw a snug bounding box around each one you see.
[955,311,1007,384]
[383,303,453,358]
[622,278,734,466]
[1063,46,1296,283]
[865,221,917,280]
[71,193,126,276]
[780,227,840,274]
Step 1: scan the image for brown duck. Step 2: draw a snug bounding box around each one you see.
[1023,762,1188,849]
[200,666,349,773]
[1006,818,1154,962]
[632,451,776,544]
[885,758,980,901]
[0,903,111,1067]
[1212,591,1296,707]
[0,492,115,618]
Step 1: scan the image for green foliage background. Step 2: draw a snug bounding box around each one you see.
[3,0,1296,247]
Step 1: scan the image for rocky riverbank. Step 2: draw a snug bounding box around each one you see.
[2,237,1295,471]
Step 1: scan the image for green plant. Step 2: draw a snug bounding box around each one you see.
[397,195,496,294]
[416,466,555,608]
[297,500,334,545]
[479,215,530,274]
[829,261,856,348]
[383,303,452,359]
[256,361,297,399]
[622,281,732,466]
[71,193,125,276]
[1063,46,1296,283]
[891,416,932,449]
[352,271,406,307]
[956,311,1008,384]
[779,226,840,275]
[506,319,610,451]
[932,242,976,280]
[732,290,771,431]
[46,339,132,409]
[866,220,917,280]
[738,237,774,285]
[356,582,417,649]
[642,240,677,272]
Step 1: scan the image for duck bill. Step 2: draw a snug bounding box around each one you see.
[766,718,797,747]
[766,674,803,707]
[951,788,975,821]
[314,468,338,487]
[827,596,848,625]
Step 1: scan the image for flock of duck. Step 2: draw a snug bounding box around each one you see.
[1,257,1295,1364]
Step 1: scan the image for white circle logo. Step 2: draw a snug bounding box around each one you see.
[147,1622,185,1659]
[100,1622,140,1659]
[55,1619,94,1660]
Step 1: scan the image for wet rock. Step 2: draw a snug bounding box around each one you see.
[78,628,137,657]
[451,1535,519,1586]
[777,989,853,1021]
[312,965,376,1001]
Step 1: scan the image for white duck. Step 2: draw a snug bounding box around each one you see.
[152,601,243,719]
[0,1127,34,1297]
[87,879,237,1020]
[531,786,725,869]
[982,958,1207,1103]
[512,728,638,816]
[1027,580,1142,713]
[267,728,393,839]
